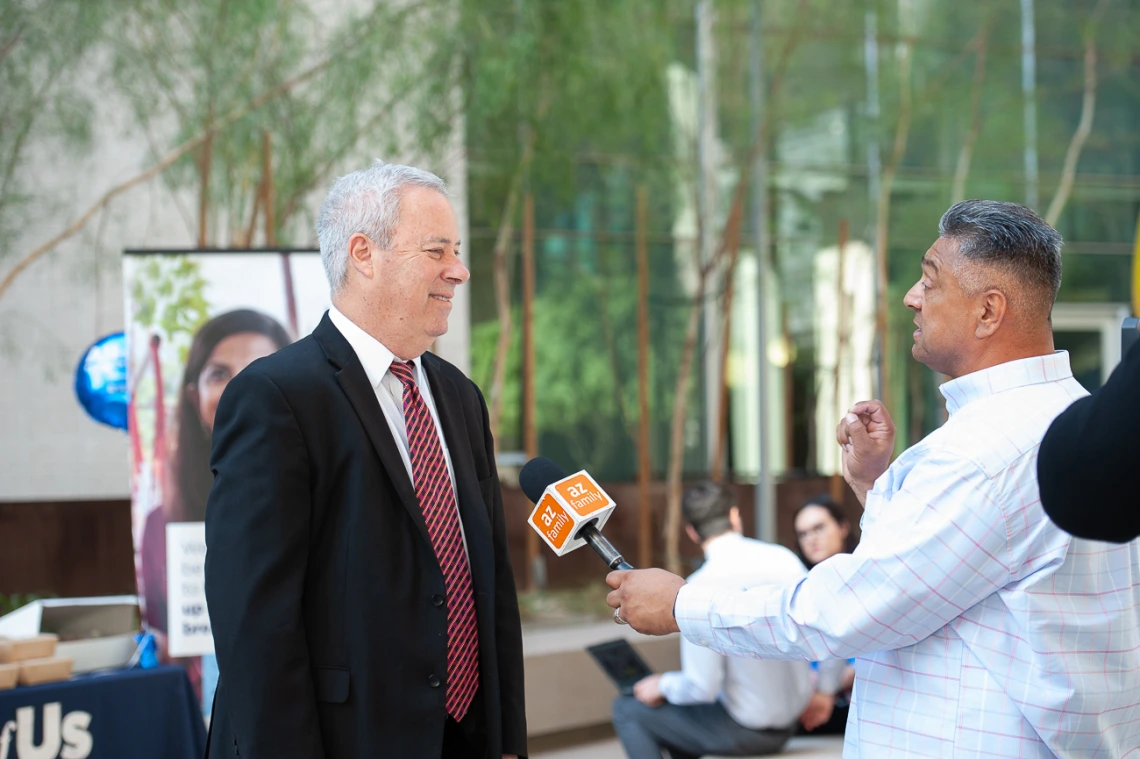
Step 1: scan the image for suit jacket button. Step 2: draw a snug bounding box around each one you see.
[428,674,441,688]
[432,594,445,607]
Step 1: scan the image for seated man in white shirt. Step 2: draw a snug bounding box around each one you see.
[606,200,1140,757]
[611,482,844,759]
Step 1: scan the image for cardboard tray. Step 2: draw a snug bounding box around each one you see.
[0,633,58,663]
[0,596,139,674]
[18,657,73,686]
[0,662,18,690]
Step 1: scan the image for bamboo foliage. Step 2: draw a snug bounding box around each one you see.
[2,0,1137,553]
[0,2,113,259]
[463,0,675,445]
[0,59,329,301]
[0,0,461,303]
[666,0,810,573]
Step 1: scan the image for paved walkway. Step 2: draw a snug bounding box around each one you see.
[533,735,845,758]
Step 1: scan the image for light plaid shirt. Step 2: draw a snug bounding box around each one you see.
[677,352,1140,757]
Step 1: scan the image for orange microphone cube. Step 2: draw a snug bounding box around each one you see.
[527,471,617,557]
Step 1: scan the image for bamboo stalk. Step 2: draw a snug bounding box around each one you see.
[636,186,653,569]
[197,105,214,247]
[830,219,850,503]
[951,28,988,204]
[522,192,540,589]
[487,141,533,441]
[834,218,849,438]
[263,130,276,246]
[709,231,740,483]
[149,334,167,511]
[1044,0,1110,226]
[873,26,915,414]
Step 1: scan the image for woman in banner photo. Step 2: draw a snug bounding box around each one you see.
[139,309,292,700]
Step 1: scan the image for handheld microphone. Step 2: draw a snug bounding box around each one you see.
[520,457,634,571]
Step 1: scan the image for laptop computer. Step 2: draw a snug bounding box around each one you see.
[586,638,654,696]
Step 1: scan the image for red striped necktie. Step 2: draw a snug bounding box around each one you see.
[389,359,479,720]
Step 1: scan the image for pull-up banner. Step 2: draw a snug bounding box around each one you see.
[122,249,328,716]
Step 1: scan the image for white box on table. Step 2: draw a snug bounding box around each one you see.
[0,596,139,674]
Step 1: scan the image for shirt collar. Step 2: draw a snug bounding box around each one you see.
[327,306,421,390]
[939,351,1073,415]
[702,531,743,563]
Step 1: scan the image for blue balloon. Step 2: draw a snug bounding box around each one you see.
[75,332,129,430]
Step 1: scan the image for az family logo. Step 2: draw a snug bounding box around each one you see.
[0,703,92,759]
[554,475,606,515]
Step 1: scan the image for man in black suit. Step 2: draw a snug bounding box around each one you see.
[1038,324,1140,543]
[204,161,527,758]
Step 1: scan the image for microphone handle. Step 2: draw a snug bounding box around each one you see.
[577,522,634,571]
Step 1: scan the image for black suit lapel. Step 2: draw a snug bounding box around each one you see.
[312,314,432,550]
[422,353,494,596]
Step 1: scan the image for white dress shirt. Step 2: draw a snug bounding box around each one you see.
[328,306,467,556]
[659,532,825,730]
[676,353,1140,757]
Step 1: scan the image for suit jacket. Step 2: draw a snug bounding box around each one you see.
[203,313,527,758]
[1038,336,1140,543]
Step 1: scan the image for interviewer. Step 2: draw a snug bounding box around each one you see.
[605,200,1140,757]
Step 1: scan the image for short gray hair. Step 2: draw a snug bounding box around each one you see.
[938,200,1063,319]
[682,481,735,541]
[316,161,449,292]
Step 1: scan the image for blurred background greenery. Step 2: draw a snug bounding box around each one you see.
[2,0,1137,580]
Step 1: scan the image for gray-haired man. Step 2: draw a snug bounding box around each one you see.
[205,162,527,759]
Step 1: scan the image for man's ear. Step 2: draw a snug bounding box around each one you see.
[347,233,375,280]
[975,289,1007,339]
[685,525,702,547]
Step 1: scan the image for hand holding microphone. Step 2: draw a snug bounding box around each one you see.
[520,457,685,633]
[604,568,685,636]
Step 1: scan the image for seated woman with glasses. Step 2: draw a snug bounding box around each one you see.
[792,495,859,735]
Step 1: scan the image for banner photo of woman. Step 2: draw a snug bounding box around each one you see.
[122,250,329,716]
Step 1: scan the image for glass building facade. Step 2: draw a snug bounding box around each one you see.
[462,0,1139,520]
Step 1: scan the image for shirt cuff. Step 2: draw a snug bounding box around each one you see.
[675,583,721,649]
[657,671,682,704]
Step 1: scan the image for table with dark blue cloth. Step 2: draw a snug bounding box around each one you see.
[0,665,205,759]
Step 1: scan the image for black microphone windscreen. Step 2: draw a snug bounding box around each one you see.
[519,457,566,504]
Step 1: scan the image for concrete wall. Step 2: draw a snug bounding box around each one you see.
[523,622,681,736]
[0,21,469,501]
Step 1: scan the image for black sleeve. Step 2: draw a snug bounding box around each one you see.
[476,383,529,757]
[204,368,324,758]
[1038,338,1140,543]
